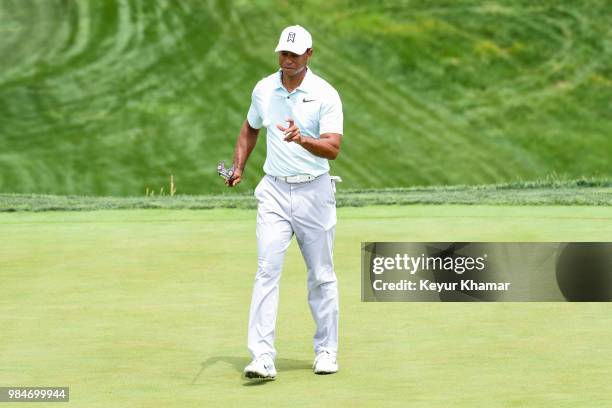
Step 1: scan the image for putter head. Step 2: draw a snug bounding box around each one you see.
[217,161,235,181]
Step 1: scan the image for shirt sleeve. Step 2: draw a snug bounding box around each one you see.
[319,89,343,135]
[246,86,263,129]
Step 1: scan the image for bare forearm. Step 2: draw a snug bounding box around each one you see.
[233,120,259,171]
[278,120,341,160]
[298,135,340,160]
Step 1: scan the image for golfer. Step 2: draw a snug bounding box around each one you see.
[226,25,343,379]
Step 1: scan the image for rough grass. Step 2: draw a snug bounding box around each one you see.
[1,178,610,212]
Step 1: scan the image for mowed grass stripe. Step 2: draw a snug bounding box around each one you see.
[311,13,514,182]
[0,1,610,195]
[313,48,467,185]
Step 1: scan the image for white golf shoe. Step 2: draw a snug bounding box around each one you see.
[313,351,338,375]
[243,354,277,380]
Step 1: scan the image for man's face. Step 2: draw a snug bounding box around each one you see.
[278,49,312,78]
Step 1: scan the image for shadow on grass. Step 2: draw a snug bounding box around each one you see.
[191,356,312,386]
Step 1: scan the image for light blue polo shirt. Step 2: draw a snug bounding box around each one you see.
[246,68,343,177]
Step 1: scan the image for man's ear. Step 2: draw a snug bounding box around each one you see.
[306,48,313,57]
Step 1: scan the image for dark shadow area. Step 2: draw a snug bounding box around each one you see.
[242,378,276,387]
[191,356,312,385]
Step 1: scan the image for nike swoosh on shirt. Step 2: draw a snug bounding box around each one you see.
[302,98,316,103]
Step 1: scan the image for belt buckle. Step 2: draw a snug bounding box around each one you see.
[285,174,314,184]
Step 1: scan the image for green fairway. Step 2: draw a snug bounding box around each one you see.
[1,0,610,195]
[1,205,611,407]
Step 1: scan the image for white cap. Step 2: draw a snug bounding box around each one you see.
[274,25,312,55]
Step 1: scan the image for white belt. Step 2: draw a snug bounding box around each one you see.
[278,174,316,184]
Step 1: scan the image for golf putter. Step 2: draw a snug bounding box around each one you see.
[217,161,236,182]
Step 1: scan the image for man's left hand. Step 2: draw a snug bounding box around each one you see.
[277,119,303,145]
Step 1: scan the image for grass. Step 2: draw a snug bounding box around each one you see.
[1,179,610,211]
[0,0,610,195]
[1,206,611,407]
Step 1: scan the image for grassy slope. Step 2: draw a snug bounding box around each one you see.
[0,0,610,195]
[1,207,611,407]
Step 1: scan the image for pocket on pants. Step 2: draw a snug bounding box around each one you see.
[328,178,337,205]
[254,177,265,201]
[318,178,336,206]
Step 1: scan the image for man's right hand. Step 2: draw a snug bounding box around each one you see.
[226,168,242,187]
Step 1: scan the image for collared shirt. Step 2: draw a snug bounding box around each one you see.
[246,68,343,177]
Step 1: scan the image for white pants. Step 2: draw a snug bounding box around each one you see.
[248,173,339,360]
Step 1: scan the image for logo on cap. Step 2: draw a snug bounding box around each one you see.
[287,32,296,43]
